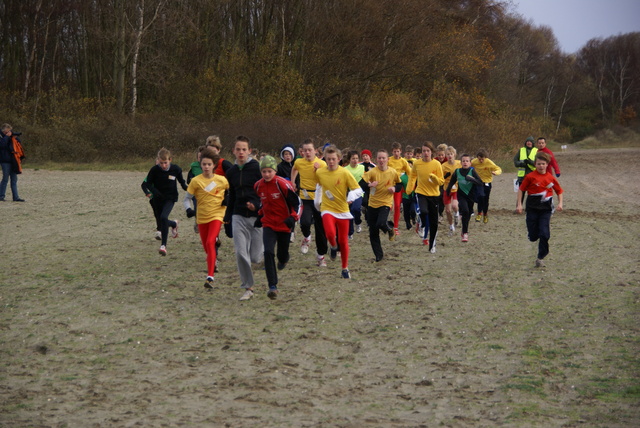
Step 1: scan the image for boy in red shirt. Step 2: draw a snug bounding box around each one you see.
[516,152,564,268]
[253,156,301,299]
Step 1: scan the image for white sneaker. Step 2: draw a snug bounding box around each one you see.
[316,255,327,267]
[356,224,362,233]
[171,220,179,238]
[154,231,161,240]
[239,289,254,301]
[454,212,460,226]
[418,227,425,239]
[301,237,311,254]
[430,234,437,253]
[290,231,295,243]
[158,245,167,256]
[448,224,455,236]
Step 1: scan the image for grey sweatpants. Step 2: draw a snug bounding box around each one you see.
[232,215,264,289]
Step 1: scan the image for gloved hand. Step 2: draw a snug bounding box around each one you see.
[284,216,295,229]
[556,173,561,178]
[186,208,196,218]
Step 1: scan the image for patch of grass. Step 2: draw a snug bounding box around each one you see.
[504,375,546,396]
[581,377,640,402]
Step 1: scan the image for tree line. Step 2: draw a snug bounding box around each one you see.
[0,0,638,161]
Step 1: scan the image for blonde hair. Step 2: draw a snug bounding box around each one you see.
[445,145,457,158]
[205,135,222,150]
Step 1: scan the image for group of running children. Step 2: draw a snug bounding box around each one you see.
[142,135,563,300]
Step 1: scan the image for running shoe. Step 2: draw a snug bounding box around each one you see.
[422,239,429,246]
[317,255,327,267]
[356,224,362,233]
[394,227,400,236]
[475,214,482,222]
[204,276,215,289]
[330,246,338,261]
[535,258,546,268]
[239,289,254,301]
[454,212,459,226]
[448,224,455,236]
[267,287,278,300]
[300,236,311,254]
[483,215,489,224]
[277,261,287,270]
[155,231,162,240]
[388,228,396,241]
[158,245,167,256]
[171,220,179,238]
[430,234,437,253]
[461,233,469,242]
[341,269,351,279]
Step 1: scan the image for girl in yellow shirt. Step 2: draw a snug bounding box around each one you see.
[183,148,229,288]
[471,148,502,223]
[314,146,363,279]
[442,146,462,235]
[406,141,444,253]
[388,142,412,235]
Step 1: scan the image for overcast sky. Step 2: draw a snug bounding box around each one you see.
[512,0,640,53]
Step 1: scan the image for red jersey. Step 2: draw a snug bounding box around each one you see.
[519,170,563,211]
[254,176,301,232]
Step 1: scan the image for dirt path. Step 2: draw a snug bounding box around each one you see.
[1,148,638,427]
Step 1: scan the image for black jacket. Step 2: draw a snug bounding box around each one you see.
[224,159,262,220]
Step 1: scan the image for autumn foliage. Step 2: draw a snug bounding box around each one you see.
[0,0,638,162]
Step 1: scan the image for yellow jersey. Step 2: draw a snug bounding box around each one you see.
[362,167,401,208]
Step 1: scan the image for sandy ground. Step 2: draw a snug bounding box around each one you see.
[0,147,638,427]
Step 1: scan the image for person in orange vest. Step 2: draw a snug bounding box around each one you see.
[0,123,25,202]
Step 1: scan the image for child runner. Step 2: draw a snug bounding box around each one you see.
[224,136,264,301]
[314,146,363,279]
[141,148,187,256]
[362,149,401,262]
[187,145,205,233]
[406,141,444,253]
[471,148,502,223]
[434,145,447,221]
[290,138,328,266]
[388,142,412,236]
[183,148,229,288]
[343,150,365,237]
[401,145,417,230]
[277,143,298,242]
[254,156,301,298]
[359,149,376,221]
[536,137,561,177]
[445,154,482,242]
[516,152,564,267]
[205,135,234,176]
[404,145,415,165]
[442,146,461,235]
